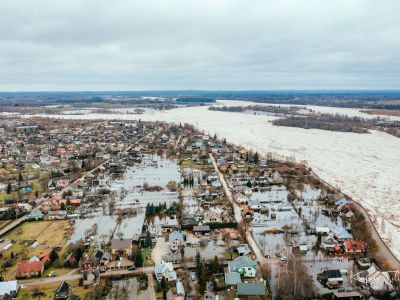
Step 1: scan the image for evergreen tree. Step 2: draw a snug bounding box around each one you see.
[6,182,12,194]
[254,152,259,164]
[160,277,169,300]
[195,252,202,279]
[212,256,219,274]
[144,232,152,248]
[134,248,143,267]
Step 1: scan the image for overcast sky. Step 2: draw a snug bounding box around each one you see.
[1,0,399,91]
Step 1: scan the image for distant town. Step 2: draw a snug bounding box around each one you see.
[0,112,399,300]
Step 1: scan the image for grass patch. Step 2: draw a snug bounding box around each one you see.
[17,280,94,300]
[0,221,73,280]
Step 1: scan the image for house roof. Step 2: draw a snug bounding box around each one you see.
[237,282,265,296]
[333,227,352,239]
[176,280,185,295]
[56,281,69,294]
[322,269,343,280]
[169,231,184,242]
[224,272,242,285]
[110,239,132,250]
[94,249,104,260]
[343,240,366,251]
[16,261,44,275]
[0,281,18,296]
[193,225,210,232]
[228,256,256,272]
[333,291,362,299]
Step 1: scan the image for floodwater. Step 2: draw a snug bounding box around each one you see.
[70,155,180,243]
[250,185,355,293]
[30,101,400,260]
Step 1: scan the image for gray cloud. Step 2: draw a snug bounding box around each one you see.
[0,0,399,90]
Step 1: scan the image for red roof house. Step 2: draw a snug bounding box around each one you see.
[343,240,366,254]
[16,261,44,278]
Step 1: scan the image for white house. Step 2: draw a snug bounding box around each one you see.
[228,256,257,278]
[0,280,19,298]
[155,261,177,282]
[168,231,185,252]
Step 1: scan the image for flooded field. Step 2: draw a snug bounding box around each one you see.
[71,155,180,243]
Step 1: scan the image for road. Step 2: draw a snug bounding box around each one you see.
[20,266,157,287]
[209,153,269,265]
[0,215,27,237]
[147,273,157,300]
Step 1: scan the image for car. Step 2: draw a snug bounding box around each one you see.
[127,265,136,271]
[280,256,287,262]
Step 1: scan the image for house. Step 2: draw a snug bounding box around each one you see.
[162,252,182,264]
[27,211,43,221]
[0,281,19,298]
[343,240,366,254]
[315,227,330,235]
[168,231,185,252]
[47,210,67,220]
[193,225,210,235]
[54,281,69,300]
[241,209,254,219]
[64,252,78,268]
[176,280,185,296]
[110,239,132,257]
[224,272,242,289]
[93,249,111,266]
[236,246,247,256]
[325,193,344,205]
[203,211,221,223]
[236,282,266,298]
[155,261,177,282]
[333,227,352,242]
[332,291,362,300]
[248,199,262,211]
[353,265,394,293]
[317,270,343,288]
[79,256,98,272]
[336,198,352,210]
[228,256,257,278]
[15,261,44,278]
[321,236,339,251]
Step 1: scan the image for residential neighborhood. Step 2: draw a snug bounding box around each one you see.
[0,115,399,299]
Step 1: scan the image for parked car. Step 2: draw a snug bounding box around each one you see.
[128,265,136,271]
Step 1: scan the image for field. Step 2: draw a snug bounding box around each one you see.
[0,221,72,280]
[17,280,93,300]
